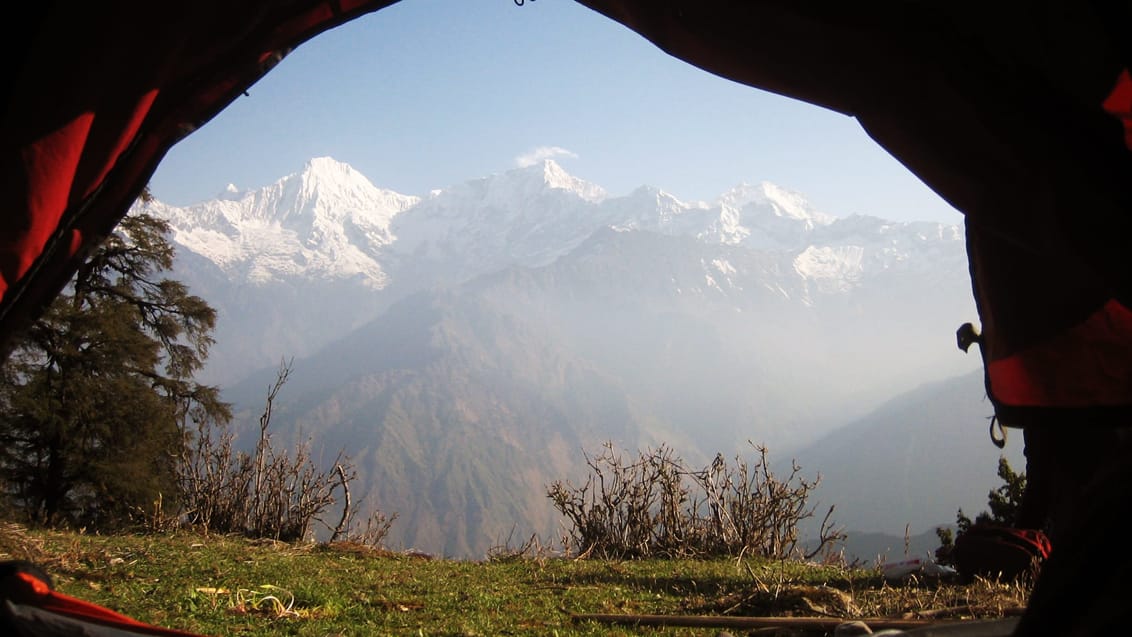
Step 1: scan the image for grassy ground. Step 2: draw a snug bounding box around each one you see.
[1,524,1030,636]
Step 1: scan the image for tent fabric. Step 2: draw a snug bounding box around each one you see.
[2,1,1132,630]
[1,561,206,636]
[1103,69,1132,150]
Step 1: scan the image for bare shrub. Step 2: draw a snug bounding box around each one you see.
[486,526,554,563]
[331,480,398,548]
[547,441,844,560]
[687,444,844,560]
[177,359,395,545]
[547,442,687,559]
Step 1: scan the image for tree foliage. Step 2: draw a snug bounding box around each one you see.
[0,211,230,528]
[936,455,1027,564]
[957,456,1027,532]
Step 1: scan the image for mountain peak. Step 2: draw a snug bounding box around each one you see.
[538,158,569,184]
[155,158,419,288]
[506,159,607,203]
[299,156,368,189]
[719,181,833,225]
[268,157,421,220]
[718,181,778,209]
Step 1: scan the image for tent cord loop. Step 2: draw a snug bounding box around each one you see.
[989,415,1006,449]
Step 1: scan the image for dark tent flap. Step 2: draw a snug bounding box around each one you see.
[1103,69,1132,149]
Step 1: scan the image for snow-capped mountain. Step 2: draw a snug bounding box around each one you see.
[387,160,613,282]
[150,156,961,296]
[144,156,971,386]
[153,157,419,287]
[144,157,983,558]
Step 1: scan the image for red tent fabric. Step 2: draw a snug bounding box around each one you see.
[1,560,206,636]
[2,1,1131,634]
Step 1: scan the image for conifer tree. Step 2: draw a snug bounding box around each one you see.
[0,206,229,528]
[935,455,1028,564]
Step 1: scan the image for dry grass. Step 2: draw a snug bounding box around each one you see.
[0,522,47,563]
[3,527,1033,636]
[690,568,1030,624]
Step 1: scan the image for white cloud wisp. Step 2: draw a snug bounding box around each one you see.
[514,146,578,168]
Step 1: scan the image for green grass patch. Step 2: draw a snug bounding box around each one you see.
[2,527,1029,636]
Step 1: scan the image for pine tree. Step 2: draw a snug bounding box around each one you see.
[0,209,229,529]
[935,455,1027,564]
[982,455,1027,526]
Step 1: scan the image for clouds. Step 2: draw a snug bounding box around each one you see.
[514,146,578,168]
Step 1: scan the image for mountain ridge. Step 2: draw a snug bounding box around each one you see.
[144,157,987,558]
[793,369,1025,541]
[142,156,972,385]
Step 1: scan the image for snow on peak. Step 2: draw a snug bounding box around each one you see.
[149,157,965,300]
[229,156,419,228]
[513,159,608,203]
[539,158,573,185]
[387,160,614,273]
[301,156,365,191]
[288,157,383,212]
[616,185,691,215]
[719,181,834,225]
[681,180,839,250]
[606,185,707,235]
[793,245,865,290]
[152,158,420,287]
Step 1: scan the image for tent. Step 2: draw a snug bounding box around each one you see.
[3,1,1130,634]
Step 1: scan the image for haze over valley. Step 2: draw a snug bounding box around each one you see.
[140,158,1014,559]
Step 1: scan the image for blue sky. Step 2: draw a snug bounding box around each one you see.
[149,0,961,224]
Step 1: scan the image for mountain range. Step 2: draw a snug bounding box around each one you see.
[142,157,996,558]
